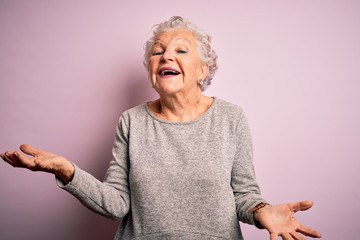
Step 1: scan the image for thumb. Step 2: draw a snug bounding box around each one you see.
[290,200,314,213]
[20,144,42,157]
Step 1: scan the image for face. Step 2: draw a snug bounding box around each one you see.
[148,29,208,97]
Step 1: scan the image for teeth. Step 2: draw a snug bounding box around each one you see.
[160,70,180,76]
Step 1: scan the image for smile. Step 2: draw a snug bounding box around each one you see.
[158,68,181,77]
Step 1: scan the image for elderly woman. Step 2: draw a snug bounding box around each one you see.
[1,16,321,240]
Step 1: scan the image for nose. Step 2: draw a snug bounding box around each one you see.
[160,50,174,62]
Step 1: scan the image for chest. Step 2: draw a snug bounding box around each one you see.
[127,120,238,193]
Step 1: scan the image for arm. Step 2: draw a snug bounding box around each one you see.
[1,116,131,220]
[231,111,321,239]
[60,116,132,219]
[231,110,268,225]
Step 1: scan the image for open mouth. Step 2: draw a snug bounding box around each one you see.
[159,69,181,77]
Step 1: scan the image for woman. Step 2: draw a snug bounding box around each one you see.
[1,16,321,240]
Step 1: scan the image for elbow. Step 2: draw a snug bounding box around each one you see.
[104,194,131,220]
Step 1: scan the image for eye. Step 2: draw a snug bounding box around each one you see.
[152,51,164,56]
[177,50,187,54]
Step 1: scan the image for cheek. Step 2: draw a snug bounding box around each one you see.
[149,67,157,83]
[150,69,156,78]
[148,64,159,86]
[149,62,158,76]
[149,72,157,85]
[148,60,154,71]
[185,61,203,77]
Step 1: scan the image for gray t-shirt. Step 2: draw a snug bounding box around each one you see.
[58,98,266,239]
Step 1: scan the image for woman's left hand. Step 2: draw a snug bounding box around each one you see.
[254,200,321,240]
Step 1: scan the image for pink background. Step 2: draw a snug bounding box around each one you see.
[1,0,359,239]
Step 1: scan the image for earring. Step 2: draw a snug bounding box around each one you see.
[198,79,204,86]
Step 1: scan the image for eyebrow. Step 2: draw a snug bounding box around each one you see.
[153,37,192,48]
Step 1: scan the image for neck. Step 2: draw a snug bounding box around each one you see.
[149,92,213,122]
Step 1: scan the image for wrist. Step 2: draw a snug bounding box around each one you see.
[248,202,271,220]
[55,159,75,184]
[248,202,270,213]
[254,204,271,219]
[248,202,271,229]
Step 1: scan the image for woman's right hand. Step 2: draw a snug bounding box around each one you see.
[1,144,74,184]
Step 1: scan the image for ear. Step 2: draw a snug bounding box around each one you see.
[200,64,209,80]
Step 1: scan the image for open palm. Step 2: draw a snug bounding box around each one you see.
[255,201,321,240]
[1,144,74,183]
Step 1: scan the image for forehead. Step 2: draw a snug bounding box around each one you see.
[153,29,197,46]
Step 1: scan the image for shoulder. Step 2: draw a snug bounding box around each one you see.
[213,98,252,138]
[122,103,147,117]
[117,103,148,126]
[214,98,246,119]
[212,98,251,131]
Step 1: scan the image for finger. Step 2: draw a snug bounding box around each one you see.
[289,200,313,212]
[13,151,36,169]
[289,231,305,240]
[270,232,279,240]
[297,223,322,238]
[5,151,19,162]
[2,152,24,167]
[1,152,15,165]
[280,233,294,240]
[20,144,42,157]
[1,152,9,160]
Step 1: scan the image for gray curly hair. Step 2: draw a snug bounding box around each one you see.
[143,16,218,91]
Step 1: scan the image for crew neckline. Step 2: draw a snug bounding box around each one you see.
[144,97,218,125]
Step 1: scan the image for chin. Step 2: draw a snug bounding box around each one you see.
[155,84,183,95]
